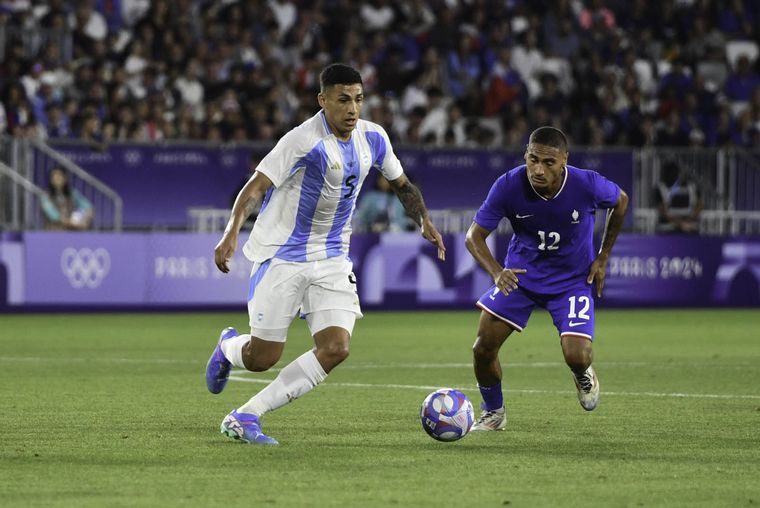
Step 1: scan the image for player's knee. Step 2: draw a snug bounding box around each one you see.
[472,336,499,360]
[245,354,279,372]
[562,340,593,369]
[242,344,282,372]
[318,341,350,363]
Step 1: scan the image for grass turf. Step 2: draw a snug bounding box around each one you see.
[1,309,759,507]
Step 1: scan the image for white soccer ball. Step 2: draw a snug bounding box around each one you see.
[420,388,474,442]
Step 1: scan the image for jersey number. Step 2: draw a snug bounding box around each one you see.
[343,175,357,199]
[568,296,591,319]
[538,230,560,251]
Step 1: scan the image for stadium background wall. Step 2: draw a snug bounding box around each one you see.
[0,232,758,309]
[50,143,635,229]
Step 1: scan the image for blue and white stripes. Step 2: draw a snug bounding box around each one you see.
[242,111,403,264]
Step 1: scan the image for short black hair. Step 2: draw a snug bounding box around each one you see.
[320,63,363,92]
[529,126,568,152]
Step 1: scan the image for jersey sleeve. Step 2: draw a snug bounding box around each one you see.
[255,129,311,187]
[590,171,621,209]
[474,175,509,231]
[366,125,403,181]
[40,195,60,221]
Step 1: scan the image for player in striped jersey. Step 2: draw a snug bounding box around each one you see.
[205,64,446,444]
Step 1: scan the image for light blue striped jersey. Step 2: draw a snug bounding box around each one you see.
[243,110,404,263]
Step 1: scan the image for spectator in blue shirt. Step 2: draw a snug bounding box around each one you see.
[40,166,93,230]
[724,55,760,102]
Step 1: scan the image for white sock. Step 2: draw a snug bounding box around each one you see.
[237,350,327,416]
[220,334,250,369]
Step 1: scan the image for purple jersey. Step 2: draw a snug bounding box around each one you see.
[474,164,620,294]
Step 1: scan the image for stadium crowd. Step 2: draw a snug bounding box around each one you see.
[1,0,760,148]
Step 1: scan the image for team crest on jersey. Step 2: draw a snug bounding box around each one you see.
[571,209,580,224]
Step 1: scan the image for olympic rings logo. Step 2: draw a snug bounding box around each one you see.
[60,247,111,289]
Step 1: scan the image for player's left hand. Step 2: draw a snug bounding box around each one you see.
[214,232,238,273]
[587,256,609,297]
[421,217,446,261]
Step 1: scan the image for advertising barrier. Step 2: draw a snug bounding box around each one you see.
[2,232,758,309]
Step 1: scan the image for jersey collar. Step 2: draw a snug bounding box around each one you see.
[527,165,568,201]
[319,110,332,135]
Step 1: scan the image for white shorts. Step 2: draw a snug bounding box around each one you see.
[247,256,363,342]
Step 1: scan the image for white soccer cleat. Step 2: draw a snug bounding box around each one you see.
[573,366,600,411]
[471,406,507,431]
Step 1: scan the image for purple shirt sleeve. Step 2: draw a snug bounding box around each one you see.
[474,174,508,231]
[590,171,621,209]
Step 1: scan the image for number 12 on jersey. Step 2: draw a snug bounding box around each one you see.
[568,295,590,319]
[538,230,560,251]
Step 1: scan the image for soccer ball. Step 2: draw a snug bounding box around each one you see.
[420,388,474,442]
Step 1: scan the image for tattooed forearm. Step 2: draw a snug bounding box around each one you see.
[242,196,259,218]
[394,181,428,226]
[599,191,629,258]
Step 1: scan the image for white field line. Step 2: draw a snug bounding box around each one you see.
[0,356,189,364]
[0,355,756,400]
[228,375,760,400]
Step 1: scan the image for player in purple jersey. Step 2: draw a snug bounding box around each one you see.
[464,126,628,431]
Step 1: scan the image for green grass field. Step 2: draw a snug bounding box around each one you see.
[1,309,759,507]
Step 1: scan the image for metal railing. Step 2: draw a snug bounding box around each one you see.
[634,208,760,235]
[28,139,123,231]
[0,161,48,230]
[188,207,234,233]
[0,137,123,231]
[635,147,760,235]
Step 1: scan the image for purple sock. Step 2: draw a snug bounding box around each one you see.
[479,382,503,411]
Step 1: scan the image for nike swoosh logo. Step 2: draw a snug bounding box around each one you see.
[516,214,533,219]
[568,321,586,327]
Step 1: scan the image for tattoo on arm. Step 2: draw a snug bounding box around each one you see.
[242,196,259,218]
[600,207,624,256]
[394,181,428,226]
[227,194,261,234]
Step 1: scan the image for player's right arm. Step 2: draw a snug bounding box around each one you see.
[214,171,274,273]
[465,222,526,295]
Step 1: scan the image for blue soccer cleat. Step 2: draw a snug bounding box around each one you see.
[220,410,279,445]
[205,326,238,394]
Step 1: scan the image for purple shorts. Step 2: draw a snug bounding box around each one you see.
[476,284,595,341]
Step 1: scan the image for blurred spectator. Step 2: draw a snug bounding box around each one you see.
[654,161,703,234]
[545,16,581,61]
[418,87,447,145]
[0,0,759,147]
[446,35,481,99]
[483,46,524,117]
[511,30,543,98]
[724,54,760,105]
[578,0,616,31]
[354,173,410,233]
[40,166,93,230]
[656,111,689,146]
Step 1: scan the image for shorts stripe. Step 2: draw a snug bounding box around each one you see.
[476,302,524,332]
[560,331,593,340]
[247,260,272,302]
